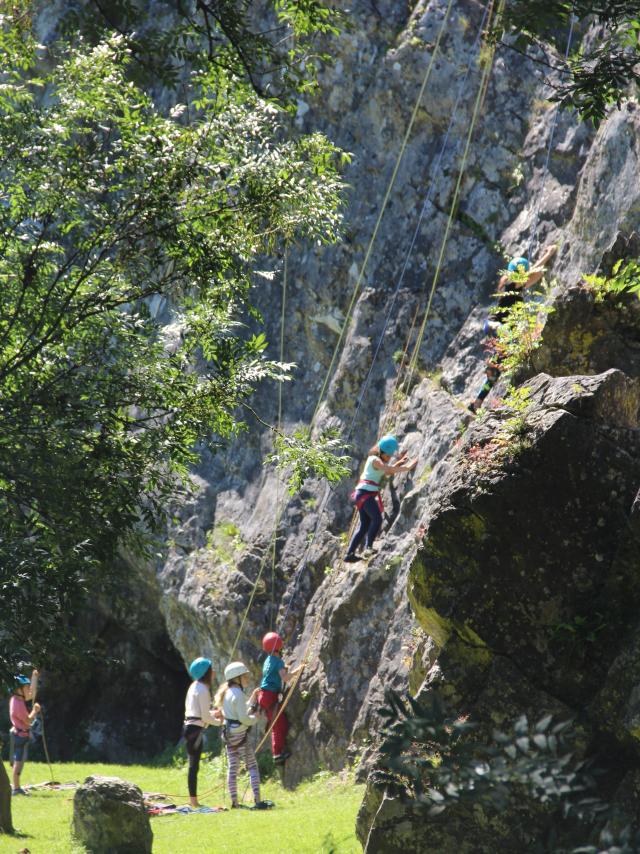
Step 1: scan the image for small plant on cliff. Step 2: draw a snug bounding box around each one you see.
[376,689,634,852]
[583,260,640,304]
[267,427,351,495]
[490,289,554,379]
[465,386,534,472]
[501,385,534,448]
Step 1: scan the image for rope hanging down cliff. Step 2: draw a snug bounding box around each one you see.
[309,0,457,430]
[275,0,502,630]
[348,0,493,440]
[526,15,577,261]
[227,0,459,659]
[402,0,506,397]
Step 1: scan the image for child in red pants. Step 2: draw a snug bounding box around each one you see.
[258,632,302,765]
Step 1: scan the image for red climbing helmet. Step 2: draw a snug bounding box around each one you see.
[262,631,284,653]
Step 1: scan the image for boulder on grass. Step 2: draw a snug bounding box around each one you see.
[73,776,152,854]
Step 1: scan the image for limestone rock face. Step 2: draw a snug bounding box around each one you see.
[73,776,152,854]
[144,0,640,789]
[38,0,640,811]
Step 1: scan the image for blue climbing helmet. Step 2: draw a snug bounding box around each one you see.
[14,675,30,688]
[507,256,530,273]
[189,657,212,681]
[378,435,399,456]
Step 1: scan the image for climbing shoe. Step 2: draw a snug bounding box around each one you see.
[12,788,28,796]
[253,800,275,810]
[362,548,377,559]
[273,750,291,765]
[343,553,360,563]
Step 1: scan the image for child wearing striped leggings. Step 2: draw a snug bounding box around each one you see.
[215,661,274,810]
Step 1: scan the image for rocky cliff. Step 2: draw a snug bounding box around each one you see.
[153,0,640,772]
[47,2,640,841]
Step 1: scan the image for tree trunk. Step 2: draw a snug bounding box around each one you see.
[0,751,13,834]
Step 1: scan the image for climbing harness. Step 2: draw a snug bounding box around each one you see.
[351,482,384,514]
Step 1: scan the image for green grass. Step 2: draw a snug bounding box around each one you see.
[1,762,364,854]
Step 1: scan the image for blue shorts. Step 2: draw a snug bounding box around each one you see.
[12,734,29,763]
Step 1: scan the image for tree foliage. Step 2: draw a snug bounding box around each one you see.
[267,426,351,494]
[496,1,640,125]
[0,7,345,684]
[59,0,341,98]
[377,690,639,853]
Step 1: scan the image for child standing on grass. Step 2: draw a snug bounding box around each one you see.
[215,661,273,810]
[10,671,40,796]
[258,632,302,765]
[183,657,221,808]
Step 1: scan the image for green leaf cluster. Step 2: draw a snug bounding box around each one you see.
[267,427,351,495]
[495,1,640,126]
[0,11,345,683]
[60,0,342,100]
[377,690,633,853]
[583,259,640,303]
[490,286,554,378]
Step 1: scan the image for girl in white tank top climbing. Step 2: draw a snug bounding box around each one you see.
[344,434,417,563]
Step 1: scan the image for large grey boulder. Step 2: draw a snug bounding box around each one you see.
[73,776,152,854]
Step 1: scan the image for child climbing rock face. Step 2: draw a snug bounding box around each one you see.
[344,434,417,563]
[10,672,40,796]
[183,657,221,808]
[258,632,303,765]
[215,661,273,810]
[468,245,558,413]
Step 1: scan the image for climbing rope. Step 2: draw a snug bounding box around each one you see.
[271,250,288,629]
[227,0,501,692]
[346,0,493,440]
[227,0,459,660]
[30,677,55,783]
[402,0,504,395]
[254,615,321,756]
[228,254,288,659]
[237,616,323,805]
[270,0,502,639]
[526,15,577,261]
[309,0,457,429]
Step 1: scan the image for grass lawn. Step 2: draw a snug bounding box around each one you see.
[0,761,364,854]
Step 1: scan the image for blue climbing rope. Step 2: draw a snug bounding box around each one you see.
[526,15,577,261]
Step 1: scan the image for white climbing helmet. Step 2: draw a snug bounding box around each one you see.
[224,661,249,681]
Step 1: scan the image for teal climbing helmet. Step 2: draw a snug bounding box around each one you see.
[378,435,399,455]
[14,675,30,686]
[189,657,212,680]
[507,256,530,273]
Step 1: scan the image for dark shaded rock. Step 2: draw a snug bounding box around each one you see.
[41,562,190,762]
[529,284,640,379]
[599,230,640,277]
[411,370,640,710]
[359,367,640,851]
[73,776,152,854]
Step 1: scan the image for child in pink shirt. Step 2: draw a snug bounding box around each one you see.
[9,671,40,795]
